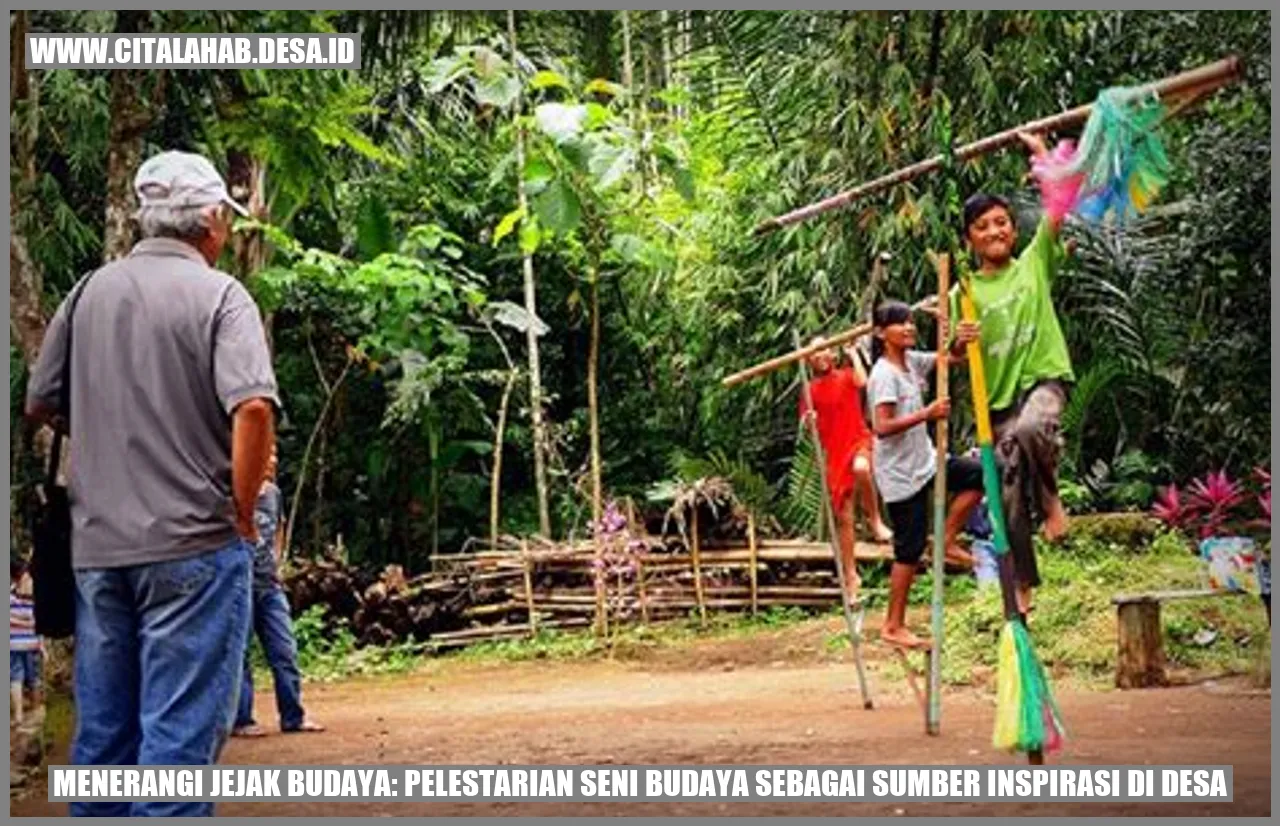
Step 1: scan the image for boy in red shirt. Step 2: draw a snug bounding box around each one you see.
[800,337,894,605]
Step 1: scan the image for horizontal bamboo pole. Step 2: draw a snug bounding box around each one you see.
[753,55,1243,236]
[721,298,932,387]
[534,585,851,602]
[529,598,853,614]
[428,619,591,647]
[433,540,896,568]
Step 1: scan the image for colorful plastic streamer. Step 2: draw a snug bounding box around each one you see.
[1031,87,1170,224]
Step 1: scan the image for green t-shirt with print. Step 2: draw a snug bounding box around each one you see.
[949,218,1074,412]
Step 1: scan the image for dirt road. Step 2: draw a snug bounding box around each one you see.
[13,623,1270,816]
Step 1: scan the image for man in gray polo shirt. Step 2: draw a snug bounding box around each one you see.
[25,151,277,818]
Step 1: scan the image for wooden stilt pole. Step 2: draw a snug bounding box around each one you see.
[690,508,707,626]
[927,252,951,736]
[796,331,873,709]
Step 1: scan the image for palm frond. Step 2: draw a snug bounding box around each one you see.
[781,428,826,538]
[1060,359,1125,467]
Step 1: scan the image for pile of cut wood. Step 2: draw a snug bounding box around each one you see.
[281,528,892,651]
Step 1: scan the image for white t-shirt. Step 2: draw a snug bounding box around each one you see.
[867,350,937,503]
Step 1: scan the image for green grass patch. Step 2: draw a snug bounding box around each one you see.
[939,529,1271,688]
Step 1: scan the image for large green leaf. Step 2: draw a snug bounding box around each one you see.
[530,69,571,91]
[492,206,525,247]
[531,177,582,235]
[489,300,550,337]
[583,78,626,99]
[355,195,395,261]
[518,219,542,255]
[585,140,635,191]
[474,73,521,109]
[533,103,586,144]
[673,166,696,201]
[523,156,555,192]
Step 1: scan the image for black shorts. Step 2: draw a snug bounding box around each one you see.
[885,457,985,565]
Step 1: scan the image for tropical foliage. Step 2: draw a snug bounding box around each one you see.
[10,11,1271,568]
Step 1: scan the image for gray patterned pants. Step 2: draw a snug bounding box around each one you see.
[990,380,1068,590]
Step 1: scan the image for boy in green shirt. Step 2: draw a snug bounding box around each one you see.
[949,132,1074,615]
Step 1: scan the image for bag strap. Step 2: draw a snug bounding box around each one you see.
[44,272,97,491]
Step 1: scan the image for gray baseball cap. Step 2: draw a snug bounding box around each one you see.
[134,151,250,217]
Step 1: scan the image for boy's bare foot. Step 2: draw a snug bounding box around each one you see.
[1042,498,1069,542]
[232,724,268,738]
[871,522,895,543]
[881,627,932,649]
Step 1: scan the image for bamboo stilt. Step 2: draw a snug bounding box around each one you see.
[690,509,706,626]
[747,511,760,617]
[796,331,873,709]
[927,252,951,737]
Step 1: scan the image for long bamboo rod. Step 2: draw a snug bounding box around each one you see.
[753,56,1243,236]
[796,330,874,709]
[927,252,950,737]
[722,298,932,388]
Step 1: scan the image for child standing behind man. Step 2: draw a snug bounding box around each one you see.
[10,561,43,725]
[232,448,324,737]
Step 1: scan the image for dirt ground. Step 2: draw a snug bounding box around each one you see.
[12,619,1271,817]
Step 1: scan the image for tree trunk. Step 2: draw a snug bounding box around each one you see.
[507,10,553,538]
[1115,599,1167,688]
[103,11,162,263]
[921,11,945,101]
[587,254,603,526]
[660,10,673,107]
[226,149,268,278]
[10,11,46,368]
[10,202,47,370]
[490,369,517,549]
[621,11,634,125]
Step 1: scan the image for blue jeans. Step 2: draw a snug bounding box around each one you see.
[10,650,42,688]
[70,539,251,817]
[236,586,305,731]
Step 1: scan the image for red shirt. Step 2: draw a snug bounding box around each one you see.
[800,367,873,508]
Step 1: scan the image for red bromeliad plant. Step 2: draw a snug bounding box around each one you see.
[1152,466,1270,544]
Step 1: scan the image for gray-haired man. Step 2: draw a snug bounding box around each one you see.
[25,151,277,817]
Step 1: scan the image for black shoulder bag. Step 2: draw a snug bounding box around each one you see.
[31,273,95,639]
